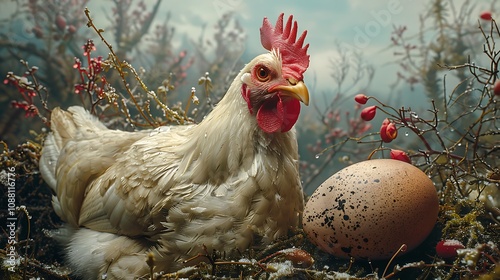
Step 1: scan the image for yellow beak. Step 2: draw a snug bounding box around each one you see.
[273,80,310,106]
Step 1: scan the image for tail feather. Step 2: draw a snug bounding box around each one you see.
[39,132,59,191]
[40,106,106,191]
[56,226,151,280]
[39,106,108,222]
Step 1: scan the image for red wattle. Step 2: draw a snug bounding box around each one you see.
[256,95,300,133]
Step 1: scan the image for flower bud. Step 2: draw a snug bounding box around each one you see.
[68,25,77,34]
[480,11,492,21]
[390,149,411,163]
[32,26,43,38]
[385,122,398,141]
[354,94,368,104]
[493,80,500,96]
[360,106,376,121]
[379,118,397,143]
[55,15,67,31]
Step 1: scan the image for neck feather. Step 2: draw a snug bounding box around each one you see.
[174,71,297,185]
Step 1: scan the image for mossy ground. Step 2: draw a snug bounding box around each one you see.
[1,140,498,279]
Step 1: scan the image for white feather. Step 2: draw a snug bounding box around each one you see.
[39,51,305,279]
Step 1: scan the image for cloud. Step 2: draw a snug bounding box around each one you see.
[11,0,491,97]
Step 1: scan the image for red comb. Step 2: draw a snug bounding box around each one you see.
[260,13,310,81]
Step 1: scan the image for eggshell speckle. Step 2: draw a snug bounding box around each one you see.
[303,159,439,260]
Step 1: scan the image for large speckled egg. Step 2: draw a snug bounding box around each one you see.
[302,159,439,260]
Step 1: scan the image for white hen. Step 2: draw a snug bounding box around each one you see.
[40,13,310,279]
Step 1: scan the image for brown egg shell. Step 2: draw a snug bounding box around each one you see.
[302,159,439,260]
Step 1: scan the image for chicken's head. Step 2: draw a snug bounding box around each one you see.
[241,13,310,134]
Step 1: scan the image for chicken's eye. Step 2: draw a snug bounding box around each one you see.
[256,66,270,82]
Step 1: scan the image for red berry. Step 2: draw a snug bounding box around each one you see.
[354,94,368,104]
[436,239,465,259]
[280,248,314,268]
[55,15,67,31]
[480,11,492,21]
[360,106,376,121]
[493,80,500,96]
[68,25,77,34]
[32,26,43,38]
[390,149,411,163]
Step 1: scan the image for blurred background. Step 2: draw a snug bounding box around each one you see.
[0,0,497,192]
